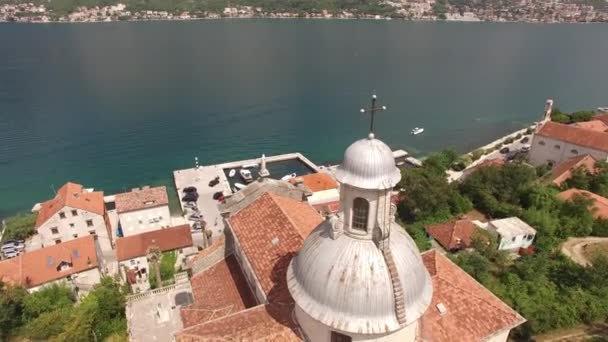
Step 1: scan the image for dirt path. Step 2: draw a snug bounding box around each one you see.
[561,237,608,266]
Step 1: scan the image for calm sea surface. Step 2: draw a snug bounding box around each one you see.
[1,20,608,216]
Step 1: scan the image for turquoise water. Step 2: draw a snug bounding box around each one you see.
[1,20,608,217]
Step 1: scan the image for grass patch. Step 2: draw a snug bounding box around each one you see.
[582,242,608,262]
[2,212,37,242]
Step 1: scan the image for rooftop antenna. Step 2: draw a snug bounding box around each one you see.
[360,93,387,135]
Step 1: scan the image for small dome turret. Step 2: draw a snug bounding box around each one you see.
[335,135,401,190]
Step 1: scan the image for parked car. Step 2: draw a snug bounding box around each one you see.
[521,145,531,152]
[183,186,197,193]
[213,191,223,200]
[191,222,202,231]
[189,213,203,221]
[499,147,510,154]
[182,192,199,202]
[3,250,18,259]
[184,201,197,208]
[208,177,220,187]
[520,136,530,144]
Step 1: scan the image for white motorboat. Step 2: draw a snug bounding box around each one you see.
[281,173,297,181]
[234,183,246,189]
[411,127,425,135]
[232,187,238,193]
[242,163,258,169]
[239,169,253,183]
[228,169,236,178]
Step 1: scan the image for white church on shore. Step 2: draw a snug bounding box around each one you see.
[169,98,525,342]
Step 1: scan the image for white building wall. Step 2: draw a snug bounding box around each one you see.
[38,206,107,248]
[307,189,339,206]
[118,205,171,237]
[528,134,608,166]
[28,267,102,297]
[119,256,150,293]
[340,184,391,239]
[497,232,535,251]
[295,305,417,342]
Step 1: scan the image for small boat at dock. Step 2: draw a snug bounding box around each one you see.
[242,163,258,169]
[281,173,296,181]
[228,169,236,178]
[411,127,424,135]
[240,169,253,183]
[234,183,246,190]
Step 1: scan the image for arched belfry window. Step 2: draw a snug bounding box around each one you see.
[352,198,369,231]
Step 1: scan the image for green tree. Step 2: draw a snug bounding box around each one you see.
[0,282,27,340]
[1,212,37,241]
[22,283,75,321]
[20,308,72,340]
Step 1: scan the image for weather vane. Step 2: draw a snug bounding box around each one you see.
[360,93,387,134]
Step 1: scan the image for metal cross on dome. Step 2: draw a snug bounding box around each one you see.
[360,93,387,134]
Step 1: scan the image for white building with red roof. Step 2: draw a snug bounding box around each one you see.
[0,235,101,295]
[529,121,608,167]
[290,173,340,212]
[170,130,525,342]
[33,182,111,248]
[114,186,170,237]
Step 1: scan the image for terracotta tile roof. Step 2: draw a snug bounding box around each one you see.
[0,236,98,288]
[289,173,338,192]
[425,220,478,251]
[594,113,608,125]
[227,192,322,302]
[558,188,608,219]
[176,304,301,341]
[115,225,193,261]
[572,120,608,132]
[186,236,224,270]
[312,201,341,214]
[115,186,169,214]
[35,182,105,228]
[536,121,608,152]
[546,154,597,186]
[419,250,526,341]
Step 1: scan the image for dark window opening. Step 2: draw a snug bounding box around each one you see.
[352,197,369,231]
[331,331,352,342]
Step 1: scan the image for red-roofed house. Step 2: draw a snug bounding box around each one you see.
[419,250,525,341]
[545,154,597,186]
[558,188,608,219]
[0,236,101,295]
[461,158,505,179]
[572,120,608,132]
[115,225,193,292]
[114,186,171,237]
[529,121,608,166]
[34,182,111,248]
[290,173,340,212]
[426,220,478,252]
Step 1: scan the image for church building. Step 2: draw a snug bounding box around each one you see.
[175,98,525,342]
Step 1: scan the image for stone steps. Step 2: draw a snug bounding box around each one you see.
[381,246,407,325]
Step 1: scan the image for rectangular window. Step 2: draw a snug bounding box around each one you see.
[71,210,78,217]
[89,230,96,235]
[69,223,75,228]
[59,212,66,219]
[51,227,59,234]
[86,219,93,227]
[72,234,78,239]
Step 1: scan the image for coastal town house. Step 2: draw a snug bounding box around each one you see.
[115,186,170,237]
[425,220,479,252]
[290,173,340,213]
[0,236,101,296]
[34,182,110,248]
[543,154,597,186]
[559,188,608,219]
[115,224,193,293]
[477,217,536,252]
[173,133,525,341]
[529,121,608,167]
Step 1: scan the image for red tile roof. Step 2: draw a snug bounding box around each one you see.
[289,173,338,192]
[419,250,526,341]
[536,121,608,152]
[35,182,105,228]
[115,225,193,261]
[0,236,98,288]
[425,220,478,251]
[227,192,322,303]
[558,188,608,219]
[181,255,257,328]
[572,120,608,132]
[547,154,597,186]
[115,186,169,214]
[176,304,301,341]
[312,201,340,214]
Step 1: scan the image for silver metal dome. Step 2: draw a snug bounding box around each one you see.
[335,134,401,190]
[287,220,433,335]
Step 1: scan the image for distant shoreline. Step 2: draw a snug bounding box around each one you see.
[1,16,607,25]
